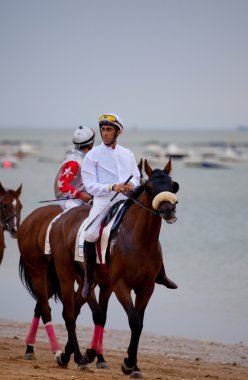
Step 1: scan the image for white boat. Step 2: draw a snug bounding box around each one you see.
[183,155,229,169]
[15,142,40,158]
[164,143,190,159]
[216,147,248,163]
[143,144,166,164]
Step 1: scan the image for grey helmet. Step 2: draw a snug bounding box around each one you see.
[72,126,95,148]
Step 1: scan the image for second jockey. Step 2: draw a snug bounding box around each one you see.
[54,125,95,210]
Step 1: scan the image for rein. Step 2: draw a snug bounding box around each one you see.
[122,192,161,217]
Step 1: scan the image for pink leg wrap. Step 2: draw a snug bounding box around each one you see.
[45,322,61,353]
[26,317,40,346]
[91,325,104,354]
[97,326,104,354]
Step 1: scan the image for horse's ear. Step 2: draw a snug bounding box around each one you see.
[16,184,22,196]
[164,157,172,174]
[137,159,143,175]
[0,182,5,195]
[144,159,153,177]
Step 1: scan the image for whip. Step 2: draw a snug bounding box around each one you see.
[84,175,133,231]
[39,197,77,203]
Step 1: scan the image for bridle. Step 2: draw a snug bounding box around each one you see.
[122,179,178,218]
[123,191,161,217]
[0,194,20,231]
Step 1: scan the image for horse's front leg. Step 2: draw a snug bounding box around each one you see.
[58,276,92,371]
[115,280,154,378]
[59,283,87,366]
[84,284,112,369]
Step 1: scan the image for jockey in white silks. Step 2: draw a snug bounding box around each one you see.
[54,125,95,210]
[81,113,140,298]
[81,114,178,299]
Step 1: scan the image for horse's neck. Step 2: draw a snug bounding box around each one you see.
[125,192,162,243]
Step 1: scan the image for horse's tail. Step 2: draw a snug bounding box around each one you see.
[47,256,62,303]
[19,256,62,303]
[19,256,36,300]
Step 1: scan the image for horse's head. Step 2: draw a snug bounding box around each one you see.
[0,182,22,238]
[143,158,179,224]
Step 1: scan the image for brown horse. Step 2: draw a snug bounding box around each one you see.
[18,204,64,359]
[18,203,101,369]
[49,158,179,377]
[0,182,22,264]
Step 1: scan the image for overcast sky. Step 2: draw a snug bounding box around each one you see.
[0,0,248,130]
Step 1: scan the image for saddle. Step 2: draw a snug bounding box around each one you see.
[102,200,126,229]
[76,199,131,264]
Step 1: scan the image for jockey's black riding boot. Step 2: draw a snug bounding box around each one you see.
[82,241,96,299]
[155,263,178,289]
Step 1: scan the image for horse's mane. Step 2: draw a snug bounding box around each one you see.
[125,182,146,206]
[132,182,146,197]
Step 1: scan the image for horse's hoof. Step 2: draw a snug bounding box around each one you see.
[96,361,109,369]
[84,348,96,363]
[55,353,68,368]
[24,352,36,360]
[121,358,134,375]
[130,371,143,379]
[96,353,109,369]
[78,363,94,372]
[54,349,62,360]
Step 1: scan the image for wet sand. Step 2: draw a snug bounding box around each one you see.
[0,319,247,379]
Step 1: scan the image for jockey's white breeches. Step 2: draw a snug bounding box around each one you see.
[84,193,126,242]
[59,198,83,211]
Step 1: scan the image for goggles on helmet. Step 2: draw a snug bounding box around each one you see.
[99,114,118,123]
[99,114,123,132]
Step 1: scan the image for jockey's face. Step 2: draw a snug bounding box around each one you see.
[100,125,120,147]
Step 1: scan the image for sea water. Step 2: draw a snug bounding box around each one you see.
[0,127,247,345]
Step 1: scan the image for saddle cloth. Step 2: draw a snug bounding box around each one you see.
[44,209,69,255]
[75,202,125,263]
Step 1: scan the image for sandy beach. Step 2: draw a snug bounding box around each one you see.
[0,319,247,380]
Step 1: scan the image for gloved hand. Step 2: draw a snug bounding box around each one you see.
[78,192,93,203]
[112,182,133,193]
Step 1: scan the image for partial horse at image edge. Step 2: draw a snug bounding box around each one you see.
[0,182,22,264]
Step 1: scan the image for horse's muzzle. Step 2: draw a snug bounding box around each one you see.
[159,202,177,224]
[165,216,177,224]
[6,224,18,238]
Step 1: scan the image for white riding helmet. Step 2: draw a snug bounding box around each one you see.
[98,113,124,133]
[72,125,95,147]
